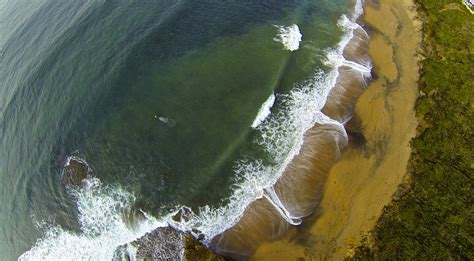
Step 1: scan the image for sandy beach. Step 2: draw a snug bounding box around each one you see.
[251,0,421,259]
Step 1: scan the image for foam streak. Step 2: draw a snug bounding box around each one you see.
[263,188,302,225]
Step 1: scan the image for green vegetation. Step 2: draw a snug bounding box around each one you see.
[351,0,473,259]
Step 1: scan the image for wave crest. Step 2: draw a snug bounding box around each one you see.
[274,24,302,51]
[19,174,164,260]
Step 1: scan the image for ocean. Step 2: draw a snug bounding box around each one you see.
[0,0,371,259]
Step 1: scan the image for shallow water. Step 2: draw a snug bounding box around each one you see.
[0,0,357,259]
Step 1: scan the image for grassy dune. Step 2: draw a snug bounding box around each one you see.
[351,0,473,259]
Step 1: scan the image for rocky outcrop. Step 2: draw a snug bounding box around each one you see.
[132,227,185,260]
[62,157,92,187]
[183,233,225,261]
[61,157,223,260]
[114,226,224,260]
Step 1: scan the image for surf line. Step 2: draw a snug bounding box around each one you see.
[19,1,374,259]
[197,0,371,244]
[167,0,371,243]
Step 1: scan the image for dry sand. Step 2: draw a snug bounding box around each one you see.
[250,0,421,259]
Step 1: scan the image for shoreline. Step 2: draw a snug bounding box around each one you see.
[251,0,421,259]
[205,1,373,258]
[353,0,473,258]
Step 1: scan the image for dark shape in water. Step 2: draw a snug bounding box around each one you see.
[115,226,224,261]
[183,233,225,261]
[62,158,92,187]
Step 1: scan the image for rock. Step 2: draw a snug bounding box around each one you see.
[62,157,91,187]
[183,233,225,261]
[114,226,224,260]
[60,158,223,260]
[171,207,195,223]
[133,227,184,260]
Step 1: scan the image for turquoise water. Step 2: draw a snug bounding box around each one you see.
[0,0,353,259]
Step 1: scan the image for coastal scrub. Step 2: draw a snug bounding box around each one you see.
[351,0,474,259]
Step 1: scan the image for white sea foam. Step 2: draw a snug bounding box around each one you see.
[172,0,370,243]
[264,187,302,225]
[19,177,166,261]
[251,93,275,128]
[172,70,343,242]
[20,1,370,258]
[274,24,302,51]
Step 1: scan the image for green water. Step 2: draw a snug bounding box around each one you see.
[0,0,349,259]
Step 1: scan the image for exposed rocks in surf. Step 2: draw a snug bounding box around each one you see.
[60,156,222,260]
[62,157,93,187]
[170,207,207,241]
[51,2,370,260]
[171,207,195,223]
[130,227,184,260]
[115,226,224,260]
[62,156,148,231]
[183,233,225,261]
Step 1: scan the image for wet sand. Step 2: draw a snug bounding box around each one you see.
[251,0,421,259]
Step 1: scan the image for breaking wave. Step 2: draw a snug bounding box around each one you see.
[174,0,371,244]
[19,176,167,260]
[274,24,302,51]
[21,0,372,259]
[251,93,275,128]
